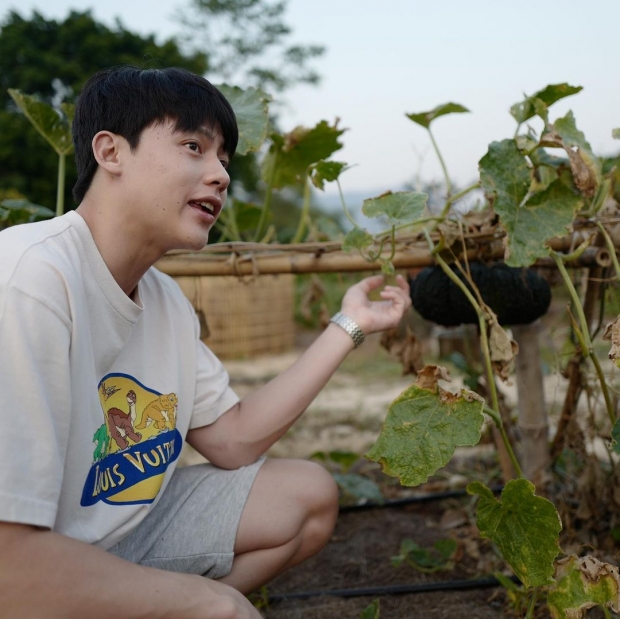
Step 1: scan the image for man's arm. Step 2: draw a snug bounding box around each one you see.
[187,275,411,469]
[0,522,261,619]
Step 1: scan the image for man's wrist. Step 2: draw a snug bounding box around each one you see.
[329,312,365,348]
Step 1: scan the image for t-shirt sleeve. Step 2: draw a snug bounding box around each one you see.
[189,312,239,429]
[0,286,72,528]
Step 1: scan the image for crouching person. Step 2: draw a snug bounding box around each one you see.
[0,66,411,618]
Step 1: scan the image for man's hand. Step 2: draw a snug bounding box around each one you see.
[340,274,411,335]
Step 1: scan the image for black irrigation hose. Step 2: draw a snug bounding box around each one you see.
[338,484,504,513]
[266,486,512,603]
[267,575,521,602]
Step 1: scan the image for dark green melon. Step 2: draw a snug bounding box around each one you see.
[409,262,551,327]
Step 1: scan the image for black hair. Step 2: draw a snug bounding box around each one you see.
[72,66,238,203]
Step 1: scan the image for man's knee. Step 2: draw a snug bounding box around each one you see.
[292,460,339,551]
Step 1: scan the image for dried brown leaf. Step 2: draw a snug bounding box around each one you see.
[415,364,451,392]
[487,313,519,381]
[603,317,620,368]
[380,325,423,375]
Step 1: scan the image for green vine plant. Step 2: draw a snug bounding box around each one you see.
[8,90,74,217]
[330,84,620,618]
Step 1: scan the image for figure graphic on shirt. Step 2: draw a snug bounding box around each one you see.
[92,423,110,462]
[100,381,121,400]
[135,393,178,432]
[106,390,142,451]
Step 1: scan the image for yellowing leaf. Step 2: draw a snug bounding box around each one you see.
[366,365,484,487]
[467,479,562,588]
[544,111,601,197]
[548,555,620,618]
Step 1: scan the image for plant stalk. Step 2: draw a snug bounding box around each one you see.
[423,229,523,478]
[596,221,620,282]
[337,179,360,229]
[255,151,278,241]
[428,128,452,198]
[552,251,616,426]
[56,153,66,217]
[292,177,312,243]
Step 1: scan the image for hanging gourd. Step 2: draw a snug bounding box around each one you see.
[409,262,551,327]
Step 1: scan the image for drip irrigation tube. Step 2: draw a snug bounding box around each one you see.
[339,485,504,512]
[267,575,520,602]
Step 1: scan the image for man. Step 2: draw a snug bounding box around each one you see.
[0,66,411,618]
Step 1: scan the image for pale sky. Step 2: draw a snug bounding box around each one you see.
[1,0,619,203]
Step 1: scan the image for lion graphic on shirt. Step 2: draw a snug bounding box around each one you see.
[135,393,178,431]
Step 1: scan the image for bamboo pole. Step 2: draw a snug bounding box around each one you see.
[512,323,550,487]
[156,245,612,277]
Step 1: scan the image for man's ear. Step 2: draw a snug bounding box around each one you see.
[91,131,125,175]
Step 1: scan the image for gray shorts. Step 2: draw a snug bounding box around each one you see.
[108,458,265,579]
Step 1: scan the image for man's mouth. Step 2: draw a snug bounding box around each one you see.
[189,199,221,218]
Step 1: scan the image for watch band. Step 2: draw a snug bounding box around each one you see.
[330,312,365,348]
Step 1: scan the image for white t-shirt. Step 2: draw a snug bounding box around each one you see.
[0,211,239,549]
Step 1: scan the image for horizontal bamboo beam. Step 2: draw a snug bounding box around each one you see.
[155,244,613,277]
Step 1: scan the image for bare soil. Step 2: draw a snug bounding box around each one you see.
[178,323,618,618]
[180,332,517,618]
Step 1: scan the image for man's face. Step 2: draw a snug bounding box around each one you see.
[122,119,231,252]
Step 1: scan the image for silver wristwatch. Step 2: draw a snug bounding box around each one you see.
[330,312,365,348]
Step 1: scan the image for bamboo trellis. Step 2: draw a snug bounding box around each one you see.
[156,223,618,277]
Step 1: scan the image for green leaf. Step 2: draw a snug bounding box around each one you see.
[479,140,582,266]
[509,180,583,266]
[216,84,270,155]
[467,479,561,588]
[360,599,380,619]
[261,120,345,188]
[311,449,359,471]
[612,419,620,454]
[406,103,470,129]
[548,555,620,618]
[231,199,262,231]
[8,89,73,155]
[0,198,55,225]
[362,191,428,224]
[332,473,384,504]
[392,538,457,572]
[545,110,601,196]
[342,228,373,253]
[613,128,620,140]
[366,374,484,487]
[309,160,349,190]
[510,83,582,124]
[480,139,531,212]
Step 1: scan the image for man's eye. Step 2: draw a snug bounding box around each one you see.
[220,159,229,169]
[186,142,200,152]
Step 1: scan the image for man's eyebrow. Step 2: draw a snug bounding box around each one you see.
[196,126,217,141]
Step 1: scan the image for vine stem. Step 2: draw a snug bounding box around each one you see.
[423,229,524,479]
[596,221,620,282]
[525,588,539,619]
[439,181,481,219]
[552,252,616,426]
[291,177,312,243]
[254,151,278,241]
[337,179,360,229]
[56,153,65,217]
[428,128,452,198]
